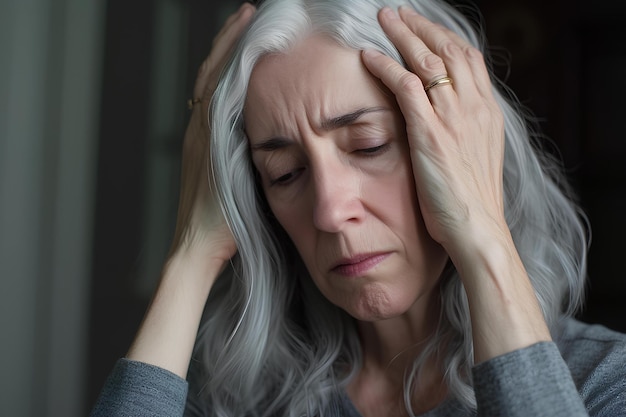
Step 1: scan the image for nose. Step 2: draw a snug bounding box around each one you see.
[311,160,365,233]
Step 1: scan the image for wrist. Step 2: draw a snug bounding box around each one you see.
[126,249,222,378]
[443,216,513,277]
[444,219,552,363]
[164,244,229,296]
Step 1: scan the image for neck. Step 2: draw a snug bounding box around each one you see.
[357,286,441,373]
[347,289,447,416]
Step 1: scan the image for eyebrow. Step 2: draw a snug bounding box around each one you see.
[250,107,390,152]
[250,136,293,152]
[320,106,389,131]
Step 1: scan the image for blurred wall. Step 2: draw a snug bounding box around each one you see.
[0,0,104,415]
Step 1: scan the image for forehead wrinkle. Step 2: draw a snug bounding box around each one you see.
[319,107,391,132]
[245,34,395,149]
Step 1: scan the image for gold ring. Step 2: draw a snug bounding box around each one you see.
[187,98,202,110]
[424,76,453,92]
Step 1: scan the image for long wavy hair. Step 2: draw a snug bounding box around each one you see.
[189,0,588,415]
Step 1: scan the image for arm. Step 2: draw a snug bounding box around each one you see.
[91,4,255,415]
[362,6,587,416]
[126,0,255,380]
[90,359,188,417]
[362,4,550,365]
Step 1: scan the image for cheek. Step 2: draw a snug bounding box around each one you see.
[364,152,447,266]
[267,197,315,256]
[364,151,420,222]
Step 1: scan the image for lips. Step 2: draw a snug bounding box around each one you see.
[331,252,391,277]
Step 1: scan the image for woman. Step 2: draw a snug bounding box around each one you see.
[92,0,626,416]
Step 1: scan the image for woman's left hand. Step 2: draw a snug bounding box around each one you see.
[362,6,505,258]
[362,6,551,363]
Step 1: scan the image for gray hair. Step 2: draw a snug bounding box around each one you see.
[192,0,588,415]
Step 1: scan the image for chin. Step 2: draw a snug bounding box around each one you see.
[343,282,420,322]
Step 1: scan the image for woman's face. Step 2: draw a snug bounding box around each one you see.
[244,35,448,321]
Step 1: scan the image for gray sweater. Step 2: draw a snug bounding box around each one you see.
[91,319,626,416]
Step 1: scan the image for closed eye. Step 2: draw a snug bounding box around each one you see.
[269,167,305,187]
[356,143,390,156]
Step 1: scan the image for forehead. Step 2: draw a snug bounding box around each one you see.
[244,35,391,139]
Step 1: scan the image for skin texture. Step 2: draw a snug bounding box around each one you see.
[124,4,552,416]
[245,35,449,324]
[245,36,450,414]
[358,8,551,414]
[364,5,550,361]
[246,7,551,415]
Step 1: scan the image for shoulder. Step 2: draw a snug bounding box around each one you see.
[555,318,626,415]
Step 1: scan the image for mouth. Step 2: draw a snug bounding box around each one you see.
[331,252,392,277]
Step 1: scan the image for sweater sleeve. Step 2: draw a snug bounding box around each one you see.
[560,321,626,417]
[90,358,188,417]
[472,342,588,417]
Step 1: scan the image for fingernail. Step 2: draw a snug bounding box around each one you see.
[239,2,254,13]
[238,3,255,18]
[362,49,382,59]
[381,7,398,20]
[399,5,418,15]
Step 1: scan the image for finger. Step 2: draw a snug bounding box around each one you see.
[193,3,255,99]
[441,28,494,100]
[195,3,255,96]
[209,3,255,67]
[218,2,252,36]
[394,6,477,103]
[361,48,436,132]
[377,7,457,107]
[398,6,492,101]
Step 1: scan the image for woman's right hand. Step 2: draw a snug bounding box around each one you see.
[170,2,256,270]
[125,3,255,378]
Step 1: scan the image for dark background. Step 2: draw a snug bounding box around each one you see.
[88,0,626,414]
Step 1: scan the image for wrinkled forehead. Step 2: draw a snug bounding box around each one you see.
[243,34,390,140]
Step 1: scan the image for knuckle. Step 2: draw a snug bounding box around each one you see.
[440,41,463,60]
[464,46,484,63]
[419,52,445,72]
[399,72,423,92]
[475,102,502,128]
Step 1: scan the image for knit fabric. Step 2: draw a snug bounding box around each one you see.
[90,319,626,416]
